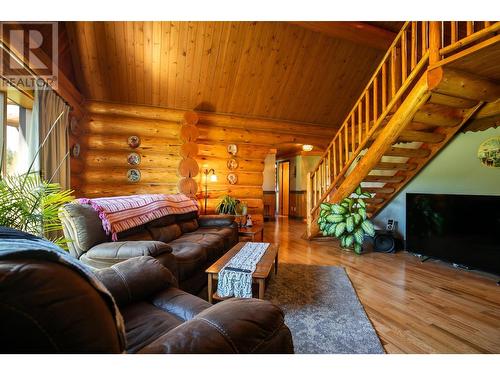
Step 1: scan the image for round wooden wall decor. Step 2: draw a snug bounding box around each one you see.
[180,142,199,158]
[127,135,141,148]
[180,124,199,142]
[184,111,199,125]
[227,144,238,156]
[178,157,199,177]
[71,143,80,158]
[478,136,500,168]
[227,158,239,170]
[227,173,238,185]
[70,117,80,135]
[127,168,141,182]
[177,177,198,196]
[127,152,141,165]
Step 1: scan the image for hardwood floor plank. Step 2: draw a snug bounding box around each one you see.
[263,217,500,353]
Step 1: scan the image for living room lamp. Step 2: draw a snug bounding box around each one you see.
[203,168,217,214]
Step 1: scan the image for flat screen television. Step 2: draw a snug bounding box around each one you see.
[406,193,500,275]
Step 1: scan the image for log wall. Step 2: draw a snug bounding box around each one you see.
[73,101,334,225]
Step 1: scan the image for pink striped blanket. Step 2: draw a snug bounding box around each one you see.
[78,194,199,241]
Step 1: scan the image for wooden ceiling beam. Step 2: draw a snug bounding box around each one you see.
[289,21,397,51]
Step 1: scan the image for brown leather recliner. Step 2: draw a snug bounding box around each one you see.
[0,228,294,354]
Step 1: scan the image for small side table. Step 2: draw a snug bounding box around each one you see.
[238,224,264,242]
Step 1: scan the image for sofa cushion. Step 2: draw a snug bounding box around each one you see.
[59,203,109,257]
[121,302,183,353]
[147,215,177,228]
[193,227,237,251]
[168,242,207,281]
[151,287,211,322]
[179,219,199,234]
[175,211,198,222]
[148,224,182,243]
[171,232,225,262]
[116,225,149,241]
[80,241,172,269]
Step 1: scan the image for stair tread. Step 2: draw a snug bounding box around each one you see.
[384,147,431,158]
[374,162,417,171]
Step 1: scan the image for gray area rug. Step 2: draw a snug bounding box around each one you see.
[265,263,385,354]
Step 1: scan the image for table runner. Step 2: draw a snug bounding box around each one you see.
[78,194,198,241]
[217,242,269,298]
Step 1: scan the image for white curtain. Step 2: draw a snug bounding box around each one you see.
[30,88,71,189]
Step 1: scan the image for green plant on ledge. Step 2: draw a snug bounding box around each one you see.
[318,186,375,254]
[215,195,240,215]
[0,173,74,248]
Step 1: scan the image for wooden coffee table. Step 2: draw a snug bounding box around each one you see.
[238,224,264,242]
[205,242,278,303]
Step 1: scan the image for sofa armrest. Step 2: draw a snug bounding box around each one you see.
[139,298,294,354]
[198,215,235,227]
[94,256,177,307]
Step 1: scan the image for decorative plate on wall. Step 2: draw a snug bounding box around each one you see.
[127,168,141,182]
[71,143,80,158]
[70,117,79,135]
[227,158,239,170]
[127,135,141,148]
[227,144,238,156]
[478,136,500,168]
[227,173,238,185]
[127,152,141,165]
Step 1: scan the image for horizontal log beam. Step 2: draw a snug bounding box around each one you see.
[383,146,431,158]
[428,67,500,103]
[397,130,446,144]
[363,175,405,183]
[289,21,396,51]
[413,103,465,127]
[373,162,417,171]
[84,100,337,138]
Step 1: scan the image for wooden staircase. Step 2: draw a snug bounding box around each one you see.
[306,21,500,239]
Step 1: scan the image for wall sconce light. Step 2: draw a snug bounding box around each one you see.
[203,168,217,214]
[302,144,314,152]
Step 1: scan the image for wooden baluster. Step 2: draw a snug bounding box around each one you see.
[339,134,343,168]
[401,29,408,82]
[382,62,387,111]
[344,126,349,162]
[373,78,378,126]
[450,21,458,44]
[313,173,317,207]
[411,21,417,69]
[365,89,370,135]
[327,148,331,185]
[351,113,356,154]
[333,140,337,178]
[358,102,363,145]
[429,21,441,64]
[422,21,428,54]
[466,21,474,36]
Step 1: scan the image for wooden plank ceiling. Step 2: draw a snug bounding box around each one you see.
[65,21,400,128]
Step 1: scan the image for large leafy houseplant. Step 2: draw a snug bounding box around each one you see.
[318,186,375,254]
[0,173,74,248]
[215,195,240,215]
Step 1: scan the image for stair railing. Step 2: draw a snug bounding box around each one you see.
[306,20,500,238]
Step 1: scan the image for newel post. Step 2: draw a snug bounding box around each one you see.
[429,21,442,65]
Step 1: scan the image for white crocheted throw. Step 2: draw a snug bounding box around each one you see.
[216,242,269,298]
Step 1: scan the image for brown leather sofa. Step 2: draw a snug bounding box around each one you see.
[59,203,239,294]
[0,228,294,353]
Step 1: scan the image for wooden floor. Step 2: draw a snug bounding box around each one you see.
[263,217,500,353]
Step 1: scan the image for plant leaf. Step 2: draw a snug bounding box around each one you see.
[334,222,346,237]
[354,227,364,244]
[346,215,354,233]
[332,204,347,215]
[361,220,375,237]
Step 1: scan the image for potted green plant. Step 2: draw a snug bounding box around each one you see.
[317,186,375,254]
[235,200,248,216]
[0,173,74,248]
[215,195,239,215]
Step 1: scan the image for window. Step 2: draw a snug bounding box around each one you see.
[1,94,33,176]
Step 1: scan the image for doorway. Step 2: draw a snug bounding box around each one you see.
[277,161,290,216]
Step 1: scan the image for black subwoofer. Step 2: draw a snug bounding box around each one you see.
[364,230,403,253]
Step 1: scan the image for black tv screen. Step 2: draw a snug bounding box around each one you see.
[406,193,500,275]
